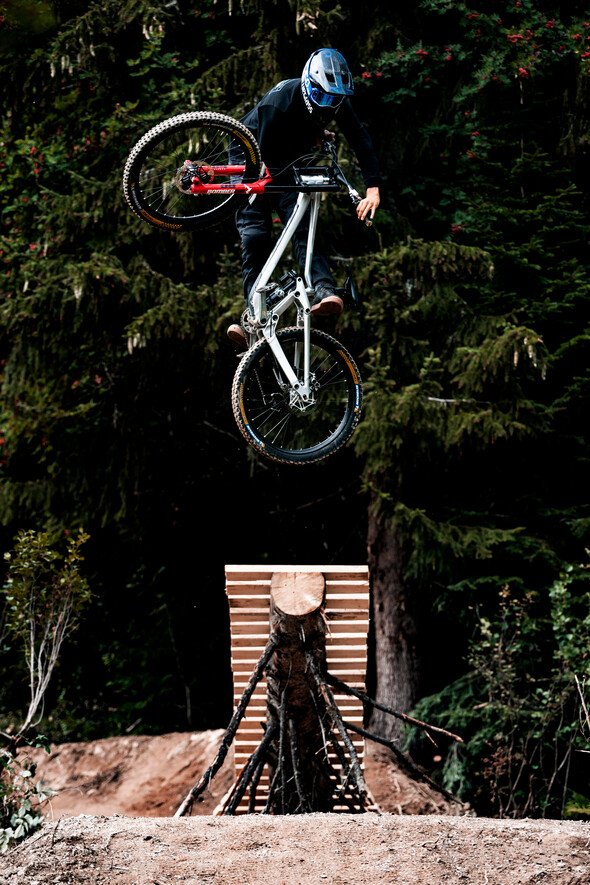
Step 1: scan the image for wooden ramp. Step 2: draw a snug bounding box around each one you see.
[224,564,370,813]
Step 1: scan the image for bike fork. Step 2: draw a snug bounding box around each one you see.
[262,277,313,403]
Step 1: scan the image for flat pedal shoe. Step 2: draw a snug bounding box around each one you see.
[311,287,344,316]
[227,323,248,349]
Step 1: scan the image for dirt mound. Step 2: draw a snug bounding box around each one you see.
[2,732,586,885]
[2,811,588,884]
[27,731,235,818]
[25,730,461,818]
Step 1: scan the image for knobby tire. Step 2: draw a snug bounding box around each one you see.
[122,112,262,232]
[232,327,362,465]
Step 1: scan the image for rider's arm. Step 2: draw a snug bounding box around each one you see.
[357,186,380,222]
[335,99,382,190]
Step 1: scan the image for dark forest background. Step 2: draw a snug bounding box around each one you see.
[1,0,589,819]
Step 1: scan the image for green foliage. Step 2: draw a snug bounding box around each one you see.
[2,529,91,734]
[0,531,88,848]
[343,1,590,818]
[352,3,589,594]
[3,528,90,639]
[359,2,590,237]
[564,792,590,820]
[413,561,590,817]
[0,0,57,49]
[0,735,54,853]
[352,236,549,588]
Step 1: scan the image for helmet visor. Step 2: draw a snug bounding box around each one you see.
[308,86,344,108]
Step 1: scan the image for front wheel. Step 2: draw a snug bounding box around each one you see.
[232,328,362,465]
[122,112,262,232]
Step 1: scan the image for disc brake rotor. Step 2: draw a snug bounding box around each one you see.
[175,161,214,194]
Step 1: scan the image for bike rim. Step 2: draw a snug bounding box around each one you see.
[134,122,251,224]
[238,332,360,461]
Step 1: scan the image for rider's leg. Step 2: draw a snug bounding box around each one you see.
[277,192,343,316]
[235,196,273,301]
[228,198,274,348]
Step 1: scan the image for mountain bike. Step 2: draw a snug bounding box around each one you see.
[123,111,365,465]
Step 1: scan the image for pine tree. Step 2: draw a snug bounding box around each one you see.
[349,1,590,814]
[0,0,390,737]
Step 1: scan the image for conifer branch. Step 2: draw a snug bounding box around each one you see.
[222,721,277,815]
[343,718,461,805]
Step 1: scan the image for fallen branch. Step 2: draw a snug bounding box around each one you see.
[306,654,369,806]
[306,681,363,812]
[248,756,266,813]
[288,717,310,813]
[261,765,281,814]
[326,672,463,744]
[276,686,288,814]
[222,721,277,815]
[343,718,462,805]
[174,635,279,817]
[575,675,590,737]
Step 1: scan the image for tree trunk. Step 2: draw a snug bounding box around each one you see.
[265,571,335,813]
[367,493,420,742]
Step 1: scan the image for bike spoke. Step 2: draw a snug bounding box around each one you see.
[127,119,254,223]
[124,112,262,233]
[263,412,294,446]
[234,330,360,462]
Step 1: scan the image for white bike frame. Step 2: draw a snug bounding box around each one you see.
[246,187,325,406]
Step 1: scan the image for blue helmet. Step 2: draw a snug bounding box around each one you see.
[301,48,354,113]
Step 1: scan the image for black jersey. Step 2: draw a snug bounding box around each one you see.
[240,78,381,188]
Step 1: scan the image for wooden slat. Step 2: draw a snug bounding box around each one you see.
[226,564,368,577]
[225,564,370,814]
[227,597,271,608]
[325,646,368,657]
[226,583,272,595]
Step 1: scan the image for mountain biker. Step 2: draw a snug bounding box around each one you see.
[227,48,381,348]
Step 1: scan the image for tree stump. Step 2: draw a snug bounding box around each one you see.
[264,571,334,812]
[174,565,463,818]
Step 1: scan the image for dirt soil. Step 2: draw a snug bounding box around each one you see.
[1,731,588,884]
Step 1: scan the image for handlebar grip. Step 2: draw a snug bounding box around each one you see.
[352,194,373,227]
[354,204,373,227]
[339,177,375,228]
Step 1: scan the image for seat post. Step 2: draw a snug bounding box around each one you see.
[304,192,321,290]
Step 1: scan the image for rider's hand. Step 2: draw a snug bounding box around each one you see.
[318,129,336,145]
[357,186,380,222]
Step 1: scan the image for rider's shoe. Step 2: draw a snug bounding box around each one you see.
[227,323,248,350]
[311,285,344,317]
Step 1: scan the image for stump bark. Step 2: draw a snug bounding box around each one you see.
[264,571,335,813]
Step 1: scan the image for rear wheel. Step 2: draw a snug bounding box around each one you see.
[232,328,362,465]
[122,112,262,232]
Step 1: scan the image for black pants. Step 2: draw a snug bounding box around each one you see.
[235,191,335,300]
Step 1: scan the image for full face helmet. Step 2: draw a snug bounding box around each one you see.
[301,48,354,113]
